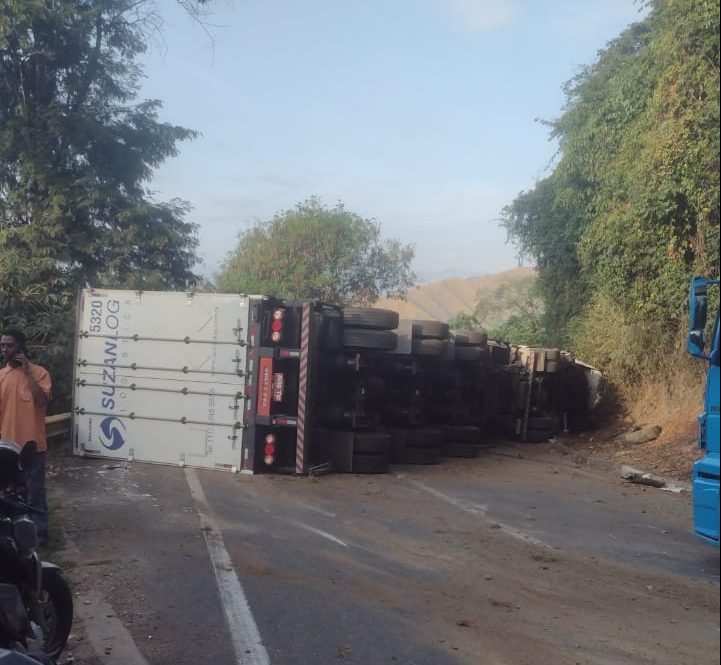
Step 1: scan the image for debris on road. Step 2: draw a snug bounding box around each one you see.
[620,464,666,488]
[660,484,689,494]
[617,425,662,445]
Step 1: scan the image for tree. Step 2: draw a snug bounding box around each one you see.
[0,260,76,410]
[448,274,546,346]
[502,0,719,396]
[0,0,200,291]
[1,0,204,409]
[217,197,416,306]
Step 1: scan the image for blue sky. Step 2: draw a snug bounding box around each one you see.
[140,0,648,282]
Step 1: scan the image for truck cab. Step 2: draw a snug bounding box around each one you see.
[687,276,720,547]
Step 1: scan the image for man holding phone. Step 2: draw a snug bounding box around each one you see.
[0,329,52,546]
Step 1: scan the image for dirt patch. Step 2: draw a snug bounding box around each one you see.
[549,416,702,481]
[592,357,706,480]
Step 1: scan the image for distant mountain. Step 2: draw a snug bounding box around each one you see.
[376,266,536,323]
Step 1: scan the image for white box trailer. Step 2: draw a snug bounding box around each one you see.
[73,289,254,470]
[73,289,330,474]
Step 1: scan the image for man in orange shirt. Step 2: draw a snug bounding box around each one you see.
[0,329,52,546]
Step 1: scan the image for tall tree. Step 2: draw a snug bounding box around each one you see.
[217,197,416,306]
[1,0,204,408]
[0,0,200,292]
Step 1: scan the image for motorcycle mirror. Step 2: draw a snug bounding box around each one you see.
[18,441,38,471]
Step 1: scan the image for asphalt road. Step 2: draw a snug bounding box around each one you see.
[49,444,719,665]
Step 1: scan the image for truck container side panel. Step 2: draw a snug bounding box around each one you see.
[79,290,247,342]
[74,289,251,471]
[74,382,241,427]
[75,414,240,468]
[75,338,244,386]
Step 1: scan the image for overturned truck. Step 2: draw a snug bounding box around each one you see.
[72,289,601,474]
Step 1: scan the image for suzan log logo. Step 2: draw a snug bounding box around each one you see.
[99,416,127,450]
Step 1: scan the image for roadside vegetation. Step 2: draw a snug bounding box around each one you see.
[448,273,545,346]
[217,196,416,306]
[0,1,214,410]
[460,0,719,425]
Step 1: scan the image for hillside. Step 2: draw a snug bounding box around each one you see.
[376,266,535,323]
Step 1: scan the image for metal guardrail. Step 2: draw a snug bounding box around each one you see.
[46,412,71,439]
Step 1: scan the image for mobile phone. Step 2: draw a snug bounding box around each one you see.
[9,357,22,368]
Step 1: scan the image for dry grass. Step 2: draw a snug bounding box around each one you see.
[628,364,703,441]
[621,361,705,479]
[567,360,706,480]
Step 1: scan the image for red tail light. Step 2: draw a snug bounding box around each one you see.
[270,309,284,343]
[264,433,276,458]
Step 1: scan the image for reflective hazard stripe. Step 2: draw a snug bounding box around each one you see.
[295,302,311,474]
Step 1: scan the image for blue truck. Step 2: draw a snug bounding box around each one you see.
[686,276,720,546]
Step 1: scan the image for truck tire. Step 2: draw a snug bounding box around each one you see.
[451,331,470,346]
[342,308,399,330]
[401,447,441,465]
[342,328,397,351]
[452,330,487,346]
[442,442,481,458]
[440,425,481,444]
[352,453,390,474]
[411,320,449,340]
[383,405,426,427]
[388,428,409,463]
[522,429,552,443]
[406,427,443,448]
[320,309,343,349]
[453,346,483,362]
[319,404,345,426]
[352,431,391,455]
[527,415,555,431]
[411,338,448,356]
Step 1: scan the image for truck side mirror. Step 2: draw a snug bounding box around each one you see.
[688,277,709,358]
[710,313,720,367]
[687,330,706,358]
[689,278,708,330]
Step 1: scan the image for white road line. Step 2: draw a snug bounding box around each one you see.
[289,520,349,547]
[408,480,488,515]
[295,499,337,518]
[60,533,150,665]
[185,468,271,665]
[408,479,552,548]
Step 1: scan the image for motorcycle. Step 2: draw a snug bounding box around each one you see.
[0,440,73,665]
